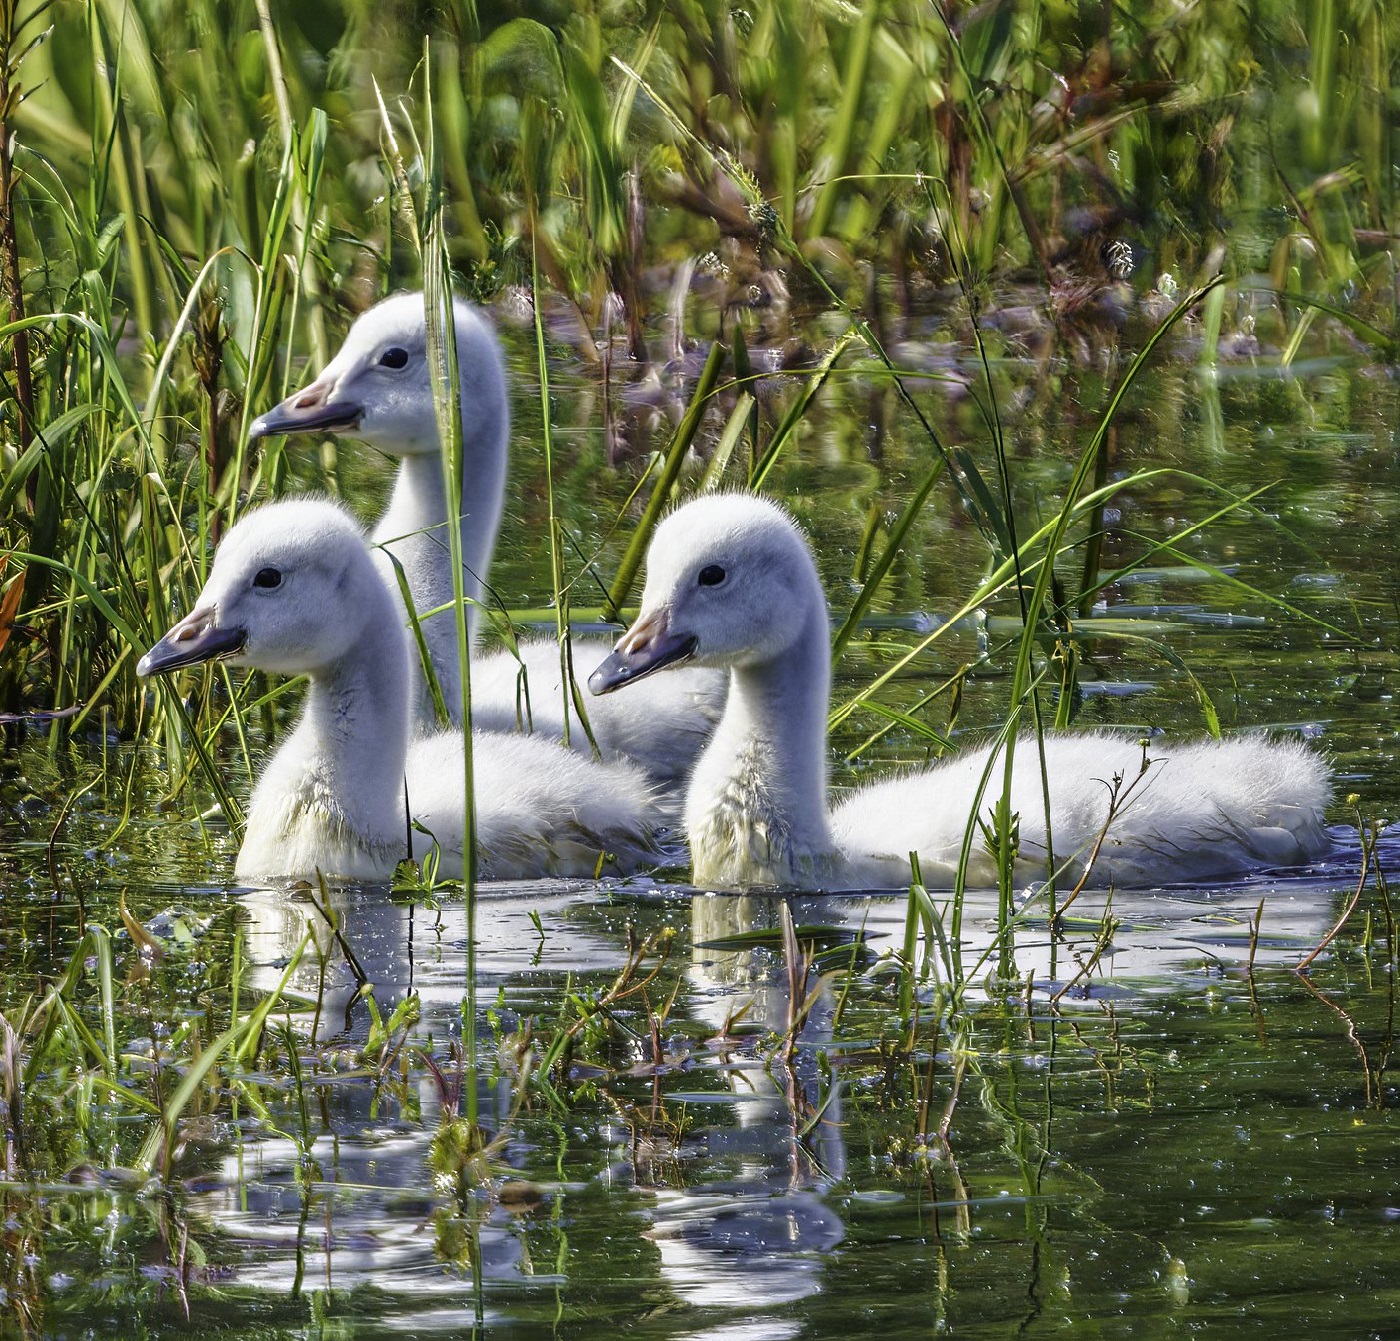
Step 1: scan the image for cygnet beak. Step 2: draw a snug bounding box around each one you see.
[589,608,698,695]
[250,377,362,438]
[138,607,247,677]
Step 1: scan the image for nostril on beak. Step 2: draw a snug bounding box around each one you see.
[294,385,327,410]
[174,610,211,644]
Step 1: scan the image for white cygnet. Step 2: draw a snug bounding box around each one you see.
[589,493,1333,893]
[250,293,723,784]
[138,498,662,884]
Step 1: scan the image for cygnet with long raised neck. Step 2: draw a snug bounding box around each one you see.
[589,493,1333,893]
[138,498,662,884]
[250,294,723,784]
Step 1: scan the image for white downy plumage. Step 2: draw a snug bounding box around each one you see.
[251,293,723,786]
[139,499,661,884]
[589,493,1332,893]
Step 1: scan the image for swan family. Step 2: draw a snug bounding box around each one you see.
[589,494,1332,892]
[249,293,723,786]
[141,292,1333,890]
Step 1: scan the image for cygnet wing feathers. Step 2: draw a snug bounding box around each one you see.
[408,729,664,880]
[831,732,1332,889]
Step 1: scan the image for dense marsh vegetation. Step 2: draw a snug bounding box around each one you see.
[2,0,1397,738]
[0,0,1399,1334]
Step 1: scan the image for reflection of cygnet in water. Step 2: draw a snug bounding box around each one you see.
[194,1083,528,1308]
[641,891,847,1313]
[801,875,1349,1001]
[687,891,845,1171]
[648,1188,845,1314]
[236,882,440,1038]
[217,882,663,1300]
[236,881,639,1039]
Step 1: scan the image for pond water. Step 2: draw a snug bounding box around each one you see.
[3,316,1400,1337]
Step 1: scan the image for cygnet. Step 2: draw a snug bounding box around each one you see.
[250,294,723,784]
[589,493,1332,892]
[140,498,664,884]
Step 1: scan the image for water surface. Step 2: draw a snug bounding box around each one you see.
[3,331,1399,1338]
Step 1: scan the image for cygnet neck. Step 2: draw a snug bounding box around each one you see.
[687,599,838,888]
[313,647,408,790]
[373,439,505,649]
[289,603,412,833]
[236,565,416,883]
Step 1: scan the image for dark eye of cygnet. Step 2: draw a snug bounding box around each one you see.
[253,567,282,590]
[698,564,727,587]
[379,347,409,369]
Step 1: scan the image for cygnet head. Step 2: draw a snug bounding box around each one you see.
[590,493,824,694]
[138,499,381,680]
[249,293,506,457]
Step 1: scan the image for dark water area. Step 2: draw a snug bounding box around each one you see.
[4,336,1400,1335]
[4,870,1400,1338]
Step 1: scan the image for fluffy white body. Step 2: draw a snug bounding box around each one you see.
[589,493,1332,893]
[830,731,1331,890]
[139,500,659,884]
[251,293,724,784]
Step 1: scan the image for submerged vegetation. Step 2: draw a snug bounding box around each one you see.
[0,0,1398,1333]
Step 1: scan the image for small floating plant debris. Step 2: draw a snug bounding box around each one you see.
[1017,912,1159,934]
[693,924,867,950]
[1112,564,1240,585]
[694,924,873,972]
